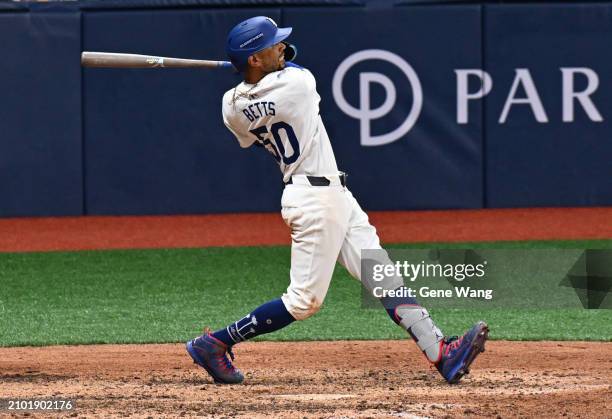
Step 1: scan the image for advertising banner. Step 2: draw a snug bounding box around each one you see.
[484,4,612,207]
[286,6,484,210]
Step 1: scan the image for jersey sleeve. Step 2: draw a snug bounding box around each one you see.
[222,90,256,149]
[284,66,316,98]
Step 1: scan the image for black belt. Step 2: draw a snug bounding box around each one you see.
[285,173,347,187]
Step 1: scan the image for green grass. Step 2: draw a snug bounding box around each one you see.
[0,240,611,347]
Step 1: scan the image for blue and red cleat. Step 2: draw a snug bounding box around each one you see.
[436,321,489,384]
[186,333,244,384]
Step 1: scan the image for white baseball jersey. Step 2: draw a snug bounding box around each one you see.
[222,66,339,182]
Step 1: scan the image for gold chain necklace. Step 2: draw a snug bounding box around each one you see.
[230,82,259,108]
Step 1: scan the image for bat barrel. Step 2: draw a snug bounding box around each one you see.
[81,51,233,69]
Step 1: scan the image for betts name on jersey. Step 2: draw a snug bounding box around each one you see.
[222,66,339,183]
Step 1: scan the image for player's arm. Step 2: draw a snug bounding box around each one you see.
[281,67,317,109]
[222,91,257,148]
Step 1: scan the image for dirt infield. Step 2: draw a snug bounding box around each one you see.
[1,341,610,418]
[1,207,611,252]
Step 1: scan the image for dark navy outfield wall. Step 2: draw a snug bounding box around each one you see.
[1,1,611,216]
[484,4,612,207]
[82,9,284,214]
[0,11,83,216]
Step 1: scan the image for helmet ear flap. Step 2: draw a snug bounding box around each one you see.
[282,42,297,62]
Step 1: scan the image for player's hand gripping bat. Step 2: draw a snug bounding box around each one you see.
[81,52,234,69]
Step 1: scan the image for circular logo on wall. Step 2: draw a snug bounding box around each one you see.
[332,49,423,146]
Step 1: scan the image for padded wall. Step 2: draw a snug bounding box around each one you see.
[1,2,610,216]
[0,11,83,216]
[484,4,612,207]
[83,9,283,214]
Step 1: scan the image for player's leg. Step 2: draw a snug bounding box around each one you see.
[186,298,294,384]
[336,189,445,363]
[203,185,349,344]
[337,188,488,383]
[280,184,351,320]
[187,185,350,383]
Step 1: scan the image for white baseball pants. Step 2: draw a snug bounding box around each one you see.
[280,175,403,320]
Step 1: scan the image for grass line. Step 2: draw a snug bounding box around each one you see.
[1,241,611,346]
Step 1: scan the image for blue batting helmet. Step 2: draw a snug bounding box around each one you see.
[226,16,292,71]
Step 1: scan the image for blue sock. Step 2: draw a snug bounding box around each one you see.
[380,291,420,325]
[212,298,295,346]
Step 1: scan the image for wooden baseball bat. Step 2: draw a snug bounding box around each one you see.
[81,51,234,69]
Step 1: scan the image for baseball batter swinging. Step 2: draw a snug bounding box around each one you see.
[187,16,488,385]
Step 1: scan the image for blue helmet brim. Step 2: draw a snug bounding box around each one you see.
[273,27,292,45]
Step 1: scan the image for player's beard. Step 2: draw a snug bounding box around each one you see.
[262,53,285,76]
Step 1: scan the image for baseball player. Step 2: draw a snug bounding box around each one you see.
[187,16,488,385]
